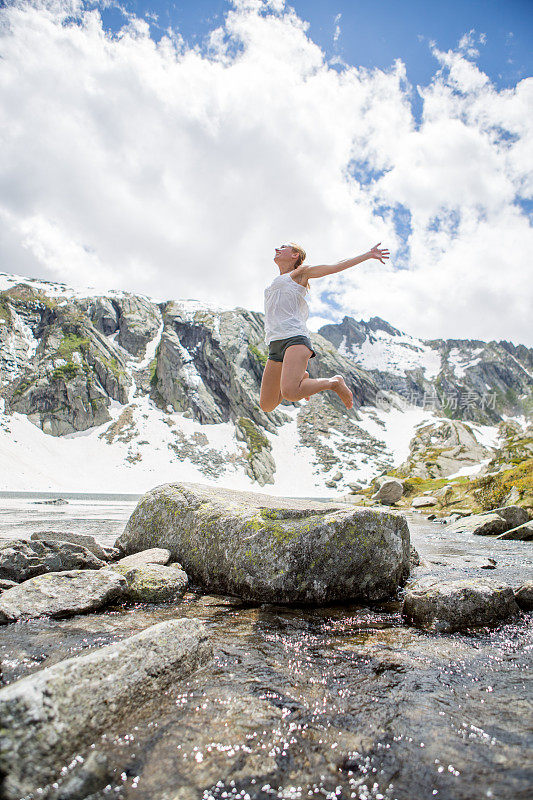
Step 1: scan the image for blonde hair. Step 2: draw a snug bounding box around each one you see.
[288,242,310,291]
[289,242,306,268]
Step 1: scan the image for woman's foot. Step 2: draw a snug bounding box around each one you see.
[330,375,353,409]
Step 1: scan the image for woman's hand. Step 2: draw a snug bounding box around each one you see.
[368,243,390,264]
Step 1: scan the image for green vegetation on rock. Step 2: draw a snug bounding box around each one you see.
[101,355,125,380]
[149,357,158,387]
[248,344,268,367]
[238,417,268,455]
[472,458,533,511]
[0,298,12,324]
[56,333,90,360]
[12,376,33,397]
[51,362,81,382]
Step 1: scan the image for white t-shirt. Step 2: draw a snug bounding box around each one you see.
[264,272,310,344]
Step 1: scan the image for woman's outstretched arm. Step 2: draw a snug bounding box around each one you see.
[301,242,389,280]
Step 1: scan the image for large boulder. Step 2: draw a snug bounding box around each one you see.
[108,549,188,602]
[411,495,438,508]
[402,578,519,633]
[449,506,531,537]
[0,539,106,582]
[114,482,411,604]
[448,512,509,536]
[371,478,403,505]
[488,505,530,529]
[0,569,126,623]
[0,618,212,800]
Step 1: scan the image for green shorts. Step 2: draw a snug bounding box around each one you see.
[268,335,316,362]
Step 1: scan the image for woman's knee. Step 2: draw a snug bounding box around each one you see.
[260,397,278,412]
[280,382,299,402]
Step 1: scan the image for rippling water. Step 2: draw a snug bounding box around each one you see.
[0,494,532,800]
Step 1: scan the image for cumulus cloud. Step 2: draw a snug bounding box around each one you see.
[0,0,531,346]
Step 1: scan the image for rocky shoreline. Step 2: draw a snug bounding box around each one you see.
[0,482,532,799]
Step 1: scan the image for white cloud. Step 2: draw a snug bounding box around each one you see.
[0,0,531,346]
[333,12,341,44]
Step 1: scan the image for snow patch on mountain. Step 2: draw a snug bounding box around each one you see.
[339,330,442,378]
[356,402,438,469]
[448,346,484,378]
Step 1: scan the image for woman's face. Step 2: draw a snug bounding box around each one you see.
[274,243,296,268]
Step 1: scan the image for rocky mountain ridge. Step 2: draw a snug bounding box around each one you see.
[0,271,531,495]
[318,315,532,423]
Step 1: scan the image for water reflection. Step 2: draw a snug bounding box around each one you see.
[3,592,530,800]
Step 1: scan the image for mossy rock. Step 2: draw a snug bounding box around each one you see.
[111,563,188,603]
[114,481,411,605]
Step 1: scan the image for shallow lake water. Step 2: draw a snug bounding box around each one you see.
[0,494,532,800]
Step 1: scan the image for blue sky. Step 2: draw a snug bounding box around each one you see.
[1,0,532,345]
[101,0,532,95]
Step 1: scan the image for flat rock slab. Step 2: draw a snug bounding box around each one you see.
[0,618,212,800]
[114,547,171,568]
[0,569,126,623]
[496,521,533,541]
[403,578,519,633]
[448,506,531,537]
[0,539,106,582]
[411,496,438,508]
[115,482,411,604]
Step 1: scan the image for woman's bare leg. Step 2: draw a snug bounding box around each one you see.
[280,345,353,409]
[259,358,284,412]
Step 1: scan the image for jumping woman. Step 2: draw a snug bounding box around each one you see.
[259,242,390,413]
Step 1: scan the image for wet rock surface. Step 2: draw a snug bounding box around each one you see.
[0,538,106,581]
[45,750,114,800]
[115,482,411,604]
[0,569,126,623]
[0,618,212,799]
[402,578,519,632]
